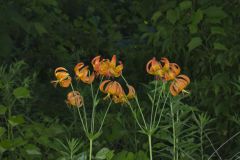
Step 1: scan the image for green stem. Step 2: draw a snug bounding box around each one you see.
[98,100,112,132]
[170,102,176,160]
[89,139,93,160]
[148,134,153,160]
[91,77,103,133]
[90,82,95,133]
[127,102,145,132]
[152,82,165,127]
[121,75,148,129]
[155,91,170,128]
[70,83,88,133]
[134,96,148,129]
[77,108,87,133]
[150,80,158,129]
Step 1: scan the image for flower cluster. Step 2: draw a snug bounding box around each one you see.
[146,57,190,96]
[51,55,135,105]
[92,55,123,77]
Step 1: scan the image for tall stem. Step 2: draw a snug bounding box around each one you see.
[89,139,93,160]
[98,100,112,132]
[148,134,153,160]
[170,102,176,160]
[150,80,158,129]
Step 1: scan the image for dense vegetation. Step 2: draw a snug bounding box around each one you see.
[0,0,240,159]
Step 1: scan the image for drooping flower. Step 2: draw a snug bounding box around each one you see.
[170,75,190,96]
[146,57,162,76]
[74,63,95,84]
[100,80,135,103]
[100,80,123,98]
[92,55,123,77]
[51,67,72,88]
[108,55,123,77]
[66,91,84,107]
[160,58,180,81]
[146,57,180,81]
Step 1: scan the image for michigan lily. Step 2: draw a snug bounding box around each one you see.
[74,63,95,84]
[170,75,190,96]
[66,91,84,107]
[51,67,72,88]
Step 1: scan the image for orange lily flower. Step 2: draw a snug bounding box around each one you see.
[109,55,123,77]
[74,63,95,84]
[100,80,123,98]
[146,57,180,81]
[51,67,72,88]
[100,80,135,103]
[66,91,84,107]
[161,58,180,81]
[146,57,162,76]
[170,75,190,96]
[92,55,123,77]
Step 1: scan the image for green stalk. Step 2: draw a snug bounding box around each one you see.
[150,80,158,129]
[127,102,145,131]
[148,134,153,160]
[170,102,176,160]
[98,100,112,132]
[89,139,93,160]
[90,82,95,133]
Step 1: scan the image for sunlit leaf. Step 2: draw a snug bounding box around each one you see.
[13,87,30,99]
[179,1,192,10]
[214,42,228,51]
[8,115,25,127]
[187,37,202,51]
[166,9,179,24]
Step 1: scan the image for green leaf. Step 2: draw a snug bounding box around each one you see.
[151,11,162,23]
[0,127,6,137]
[211,26,226,36]
[179,1,192,10]
[8,115,25,127]
[25,144,42,156]
[187,37,202,51]
[213,42,228,51]
[166,9,179,24]
[13,87,30,99]
[204,6,227,19]
[34,22,48,35]
[96,148,112,159]
[188,24,198,34]
[191,9,203,25]
[0,105,7,115]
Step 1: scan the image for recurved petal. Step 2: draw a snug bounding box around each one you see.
[161,57,170,71]
[55,67,68,75]
[170,63,181,75]
[127,85,136,99]
[91,55,101,71]
[110,55,117,67]
[146,57,162,75]
[74,63,85,75]
[81,72,95,84]
[100,80,111,93]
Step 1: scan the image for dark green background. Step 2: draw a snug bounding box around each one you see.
[0,0,240,159]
